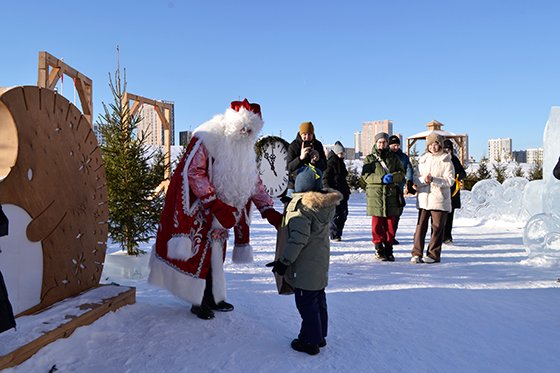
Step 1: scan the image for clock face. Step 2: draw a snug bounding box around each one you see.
[257,140,289,198]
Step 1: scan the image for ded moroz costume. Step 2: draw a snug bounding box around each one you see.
[148,99,282,319]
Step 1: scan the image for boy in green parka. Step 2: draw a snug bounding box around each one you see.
[267,165,342,355]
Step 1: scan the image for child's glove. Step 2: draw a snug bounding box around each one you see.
[382,174,393,184]
[204,198,238,229]
[263,209,283,230]
[266,260,288,276]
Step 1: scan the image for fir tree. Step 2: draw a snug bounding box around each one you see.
[463,171,478,191]
[409,144,419,168]
[527,160,543,181]
[346,166,363,191]
[493,162,508,183]
[97,68,165,255]
[511,162,525,178]
[476,156,492,180]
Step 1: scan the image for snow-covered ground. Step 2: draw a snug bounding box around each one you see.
[5,193,560,373]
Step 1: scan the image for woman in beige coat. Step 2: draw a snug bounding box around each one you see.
[410,133,455,263]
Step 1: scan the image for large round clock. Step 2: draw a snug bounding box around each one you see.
[256,136,290,198]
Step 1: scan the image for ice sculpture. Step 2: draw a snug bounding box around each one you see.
[455,177,528,222]
[543,107,560,181]
[523,107,560,258]
[457,106,560,259]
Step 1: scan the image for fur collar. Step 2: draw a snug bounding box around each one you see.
[298,188,343,211]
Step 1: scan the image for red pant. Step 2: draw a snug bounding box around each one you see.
[371,216,396,244]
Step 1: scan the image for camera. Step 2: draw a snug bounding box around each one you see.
[303,140,312,148]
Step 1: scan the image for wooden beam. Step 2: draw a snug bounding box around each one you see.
[130,100,142,117]
[125,92,173,184]
[0,285,135,369]
[37,51,93,124]
[47,67,61,90]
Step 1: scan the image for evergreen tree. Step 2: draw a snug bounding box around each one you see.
[346,166,363,191]
[493,162,508,183]
[409,144,419,168]
[463,171,478,191]
[511,162,525,178]
[97,68,165,255]
[527,160,543,181]
[476,156,492,180]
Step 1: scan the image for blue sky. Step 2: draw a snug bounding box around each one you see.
[2,0,559,159]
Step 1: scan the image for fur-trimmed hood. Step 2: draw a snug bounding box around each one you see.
[294,188,343,211]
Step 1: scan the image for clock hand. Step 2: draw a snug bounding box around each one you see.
[269,148,277,176]
[264,151,278,176]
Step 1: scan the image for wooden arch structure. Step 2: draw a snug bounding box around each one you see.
[37,51,93,124]
[406,120,468,164]
[124,92,172,182]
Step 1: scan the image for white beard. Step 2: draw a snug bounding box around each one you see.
[193,107,263,210]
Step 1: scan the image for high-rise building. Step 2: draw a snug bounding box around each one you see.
[353,131,362,157]
[526,148,543,164]
[137,100,175,146]
[488,138,512,162]
[179,130,192,146]
[512,150,527,163]
[93,123,104,146]
[360,120,393,156]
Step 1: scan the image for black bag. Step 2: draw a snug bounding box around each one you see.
[273,225,294,295]
[0,206,8,237]
[0,271,16,333]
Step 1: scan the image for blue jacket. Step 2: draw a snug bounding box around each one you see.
[393,149,413,188]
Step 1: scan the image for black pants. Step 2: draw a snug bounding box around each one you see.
[330,199,348,239]
[393,206,404,236]
[443,209,455,241]
[202,269,216,307]
[295,288,328,345]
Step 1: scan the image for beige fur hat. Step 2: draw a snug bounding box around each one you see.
[426,133,444,148]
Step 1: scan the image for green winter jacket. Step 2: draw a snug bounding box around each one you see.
[361,146,405,217]
[280,189,342,290]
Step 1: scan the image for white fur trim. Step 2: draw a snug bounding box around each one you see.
[166,235,194,261]
[210,237,227,303]
[182,138,203,215]
[232,244,254,264]
[148,249,206,305]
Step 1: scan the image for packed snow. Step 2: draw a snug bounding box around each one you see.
[4,193,560,373]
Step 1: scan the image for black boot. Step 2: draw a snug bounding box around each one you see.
[374,243,388,261]
[203,292,234,312]
[385,243,395,262]
[201,269,233,312]
[291,339,320,355]
[211,300,234,312]
[191,304,215,320]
